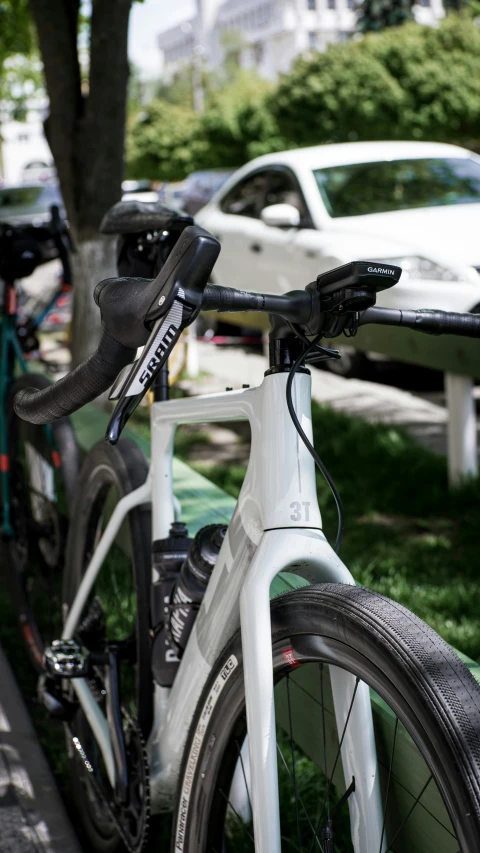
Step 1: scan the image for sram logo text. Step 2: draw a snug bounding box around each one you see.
[139,324,178,385]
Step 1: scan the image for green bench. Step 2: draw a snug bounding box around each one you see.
[71,404,480,852]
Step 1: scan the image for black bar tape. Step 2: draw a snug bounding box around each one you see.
[14,330,136,425]
[202,284,265,313]
[411,310,480,337]
[361,307,480,338]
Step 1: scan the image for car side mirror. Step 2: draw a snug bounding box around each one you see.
[260,203,301,228]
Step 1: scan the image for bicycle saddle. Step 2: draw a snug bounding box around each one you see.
[100,200,193,236]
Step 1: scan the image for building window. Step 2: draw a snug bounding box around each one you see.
[308,30,317,48]
[417,0,430,5]
[347,0,355,8]
[327,0,336,7]
[307,0,316,9]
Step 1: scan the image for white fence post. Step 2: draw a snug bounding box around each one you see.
[445,372,477,487]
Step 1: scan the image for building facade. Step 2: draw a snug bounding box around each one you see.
[157,0,445,83]
[0,108,53,186]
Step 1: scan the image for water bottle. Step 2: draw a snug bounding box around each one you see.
[152,524,226,687]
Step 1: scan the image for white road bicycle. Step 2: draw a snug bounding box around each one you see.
[14,221,480,853]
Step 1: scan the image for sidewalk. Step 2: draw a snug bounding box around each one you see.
[0,643,82,853]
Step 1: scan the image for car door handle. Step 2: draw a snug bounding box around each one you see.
[250,243,262,253]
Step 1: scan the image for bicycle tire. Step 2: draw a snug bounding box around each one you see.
[7,371,80,671]
[62,438,152,853]
[172,584,480,853]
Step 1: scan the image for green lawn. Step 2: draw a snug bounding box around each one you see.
[161,401,480,663]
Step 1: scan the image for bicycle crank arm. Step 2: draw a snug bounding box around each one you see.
[44,638,130,803]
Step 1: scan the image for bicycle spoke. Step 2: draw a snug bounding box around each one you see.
[219,787,255,845]
[379,716,399,853]
[386,775,433,851]
[286,672,302,851]
[309,675,360,853]
[276,742,324,852]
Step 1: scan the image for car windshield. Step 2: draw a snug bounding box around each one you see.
[0,185,61,218]
[313,157,480,218]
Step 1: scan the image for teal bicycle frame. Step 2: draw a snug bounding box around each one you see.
[0,276,65,536]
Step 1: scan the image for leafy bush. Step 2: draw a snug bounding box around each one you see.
[271,43,406,146]
[194,71,286,169]
[272,13,480,149]
[357,0,414,33]
[127,100,200,181]
[127,71,286,180]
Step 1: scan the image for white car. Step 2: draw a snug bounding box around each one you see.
[197,140,480,375]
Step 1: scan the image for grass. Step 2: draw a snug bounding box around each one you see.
[183,400,480,663]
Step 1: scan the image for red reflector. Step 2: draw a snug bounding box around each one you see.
[282,647,300,667]
[22,624,44,669]
[52,450,61,468]
[0,455,9,473]
[6,287,16,315]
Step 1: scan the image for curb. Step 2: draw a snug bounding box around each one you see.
[0,642,83,853]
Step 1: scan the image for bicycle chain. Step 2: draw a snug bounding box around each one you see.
[66,710,150,853]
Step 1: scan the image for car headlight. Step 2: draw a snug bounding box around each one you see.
[380,256,461,282]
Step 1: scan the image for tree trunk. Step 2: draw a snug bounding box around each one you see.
[70,234,116,367]
[29,0,132,366]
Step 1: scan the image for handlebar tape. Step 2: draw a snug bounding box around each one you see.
[13,330,136,425]
[361,307,480,338]
[203,283,266,313]
[415,310,480,337]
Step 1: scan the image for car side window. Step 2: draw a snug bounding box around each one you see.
[220,172,268,218]
[264,169,309,220]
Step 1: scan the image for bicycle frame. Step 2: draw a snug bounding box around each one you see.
[0,278,66,535]
[63,369,386,853]
[1,283,28,534]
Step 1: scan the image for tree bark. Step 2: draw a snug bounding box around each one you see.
[69,234,116,367]
[29,0,132,366]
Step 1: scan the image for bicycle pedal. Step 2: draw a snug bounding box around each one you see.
[44,639,90,678]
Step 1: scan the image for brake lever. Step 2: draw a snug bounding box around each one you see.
[105,225,221,444]
[105,290,193,444]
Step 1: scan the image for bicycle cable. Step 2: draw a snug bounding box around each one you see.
[285,322,345,554]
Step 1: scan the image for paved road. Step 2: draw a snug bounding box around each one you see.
[0,644,82,853]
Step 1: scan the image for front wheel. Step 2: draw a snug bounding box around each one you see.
[173,584,480,852]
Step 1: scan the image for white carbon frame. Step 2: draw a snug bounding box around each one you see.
[62,369,385,853]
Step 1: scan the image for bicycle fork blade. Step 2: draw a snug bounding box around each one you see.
[240,540,282,853]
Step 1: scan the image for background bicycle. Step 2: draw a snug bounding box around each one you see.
[0,208,80,670]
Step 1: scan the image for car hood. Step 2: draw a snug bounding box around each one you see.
[331,204,480,268]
